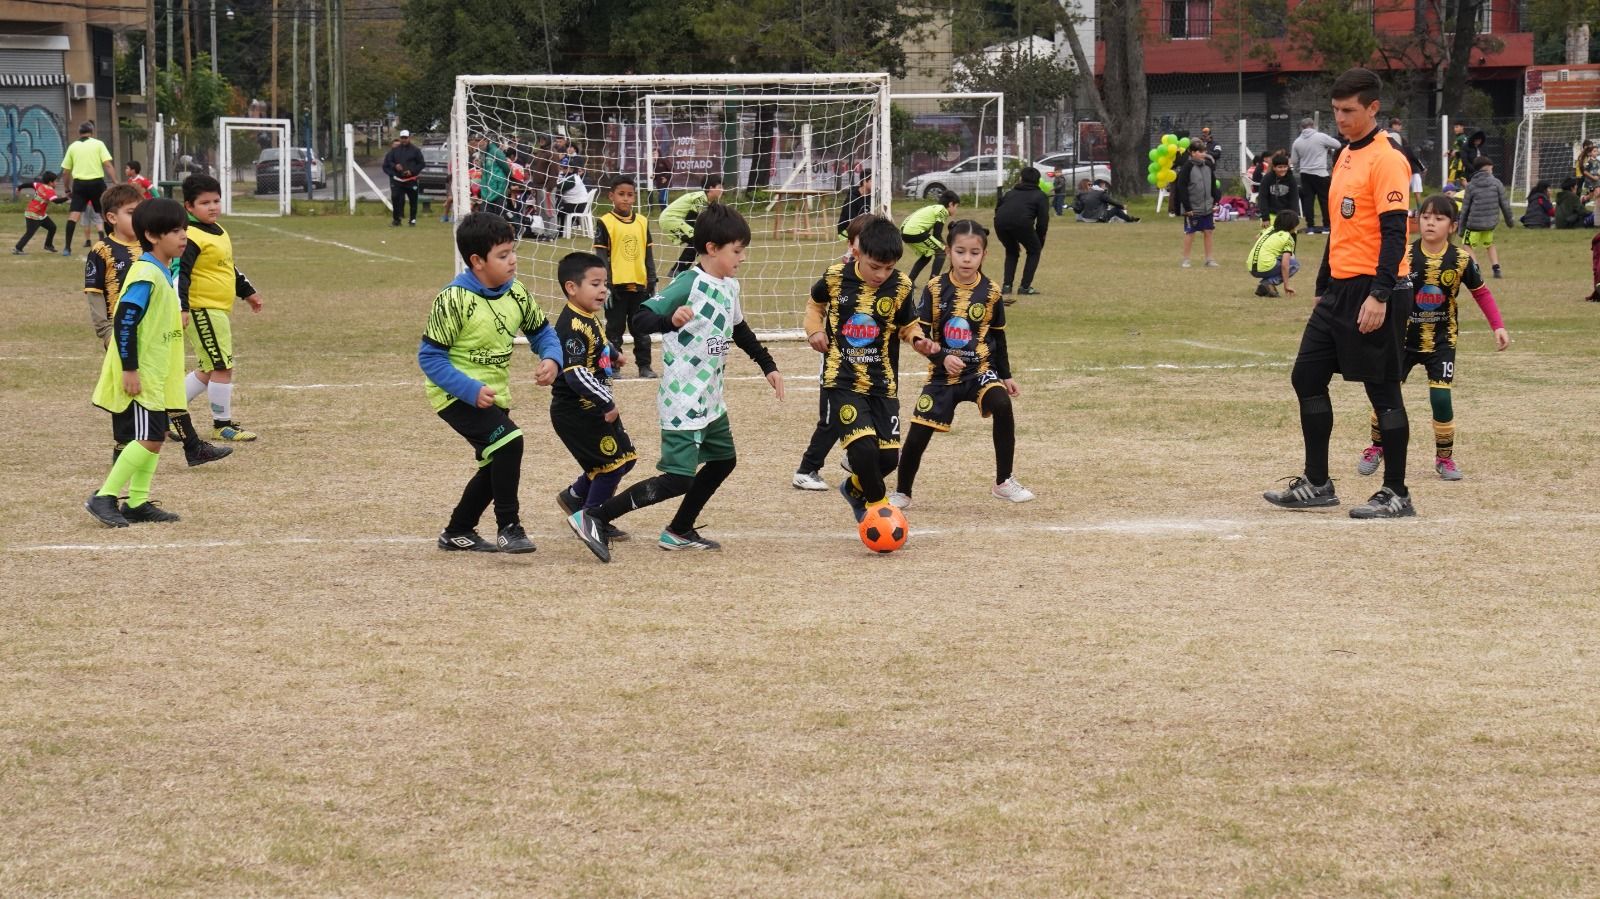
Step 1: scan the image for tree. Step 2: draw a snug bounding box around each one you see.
[1286,0,1379,73]
[1529,0,1598,64]
[951,46,1079,126]
[890,104,959,161]
[158,55,232,154]
[1062,0,1148,196]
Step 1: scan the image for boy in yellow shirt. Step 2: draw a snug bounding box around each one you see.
[178,174,264,441]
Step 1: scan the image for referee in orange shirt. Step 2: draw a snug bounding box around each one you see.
[1266,69,1417,519]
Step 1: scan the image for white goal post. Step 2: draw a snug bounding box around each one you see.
[450,73,891,337]
[217,117,292,216]
[1511,109,1600,205]
[891,92,1006,205]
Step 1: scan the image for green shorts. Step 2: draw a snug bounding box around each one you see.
[1462,229,1495,248]
[658,414,735,476]
[186,307,234,371]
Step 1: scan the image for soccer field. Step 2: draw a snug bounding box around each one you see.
[3,203,1599,895]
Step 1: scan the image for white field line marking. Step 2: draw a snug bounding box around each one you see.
[231,220,411,262]
[1170,339,1280,357]
[26,514,1600,554]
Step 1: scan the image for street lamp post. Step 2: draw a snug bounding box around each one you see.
[209,0,217,73]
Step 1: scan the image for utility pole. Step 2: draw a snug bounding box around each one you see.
[165,0,173,71]
[181,0,192,74]
[209,0,218,73]
[291,0,299,136]
[309,0,318,159]
[146,0,158,171]
[270,0,279,117]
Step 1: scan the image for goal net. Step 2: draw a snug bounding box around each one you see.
[1510,110,1600,204]
[217,117,293,216]
[451,74,891,336]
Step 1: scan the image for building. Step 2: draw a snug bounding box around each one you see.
[2,0,146,191]
[1094,0,1534,174]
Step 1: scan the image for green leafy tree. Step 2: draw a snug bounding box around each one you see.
[890,103,959,161]
[951,46,1078,124]
[158,54,233,152]
[1286,0,1379,73]
[1529,0,1598,64]
[1061,0,1148,195]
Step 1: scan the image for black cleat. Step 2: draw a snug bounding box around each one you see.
[555,487,581,516]
[1018,286,1040,295]
[567,510,612,563]
[658,526,721,551]
[557,488,628,541]
[1263,475,1339,509]
[120,500,181,523]
[438,529,497,552]
[1349,487,1417,519]
[185,441,234,467]
[497,523,536,553]
[839,478,868,523]
[85,493,129,527]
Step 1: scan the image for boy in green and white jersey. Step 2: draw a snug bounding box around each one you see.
[567,203,783,559]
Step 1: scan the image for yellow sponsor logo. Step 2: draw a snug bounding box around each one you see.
[839,404,858,424]
[599,436,618,455]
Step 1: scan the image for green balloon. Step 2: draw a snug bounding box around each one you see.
[1148,162,1160,174]
[1148,148,1161,161]
[1147,172,1158,184]
[1215,179,1221,190]
[1162,133,1177,145]
[1178,137,1191,150]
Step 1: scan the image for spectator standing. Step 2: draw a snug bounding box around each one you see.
[1290,117,1341,234]
[1199,125,1224,171]
[383,129,426,227]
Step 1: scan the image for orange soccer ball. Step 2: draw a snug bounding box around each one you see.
[858,503,909,553]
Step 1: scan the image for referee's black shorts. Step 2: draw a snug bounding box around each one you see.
[1295,275,1412,383]
[70,178,107,215]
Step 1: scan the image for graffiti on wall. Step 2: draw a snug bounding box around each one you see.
[2,104,67,183]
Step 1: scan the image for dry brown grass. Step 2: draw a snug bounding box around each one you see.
[3,206,1599,895]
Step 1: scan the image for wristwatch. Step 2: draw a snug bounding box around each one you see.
[1370,287,1391,303]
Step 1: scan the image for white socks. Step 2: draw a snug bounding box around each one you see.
[185,371,206,402]
[208,382,233,423]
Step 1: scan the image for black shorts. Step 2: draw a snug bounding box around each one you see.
[1295,276,1412,383]
[911,371,1005,432]
[1403,347,1455,387]
[823,388,900,450]
[437,401,522,465]
[111,403,170,445]
[550,399,637,476]
[70,178,107,215]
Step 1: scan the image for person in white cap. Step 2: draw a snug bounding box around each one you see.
[383,130,426,226]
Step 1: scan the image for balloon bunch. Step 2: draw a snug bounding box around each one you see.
[1146,133,1190,188]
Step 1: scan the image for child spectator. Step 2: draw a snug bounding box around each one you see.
[1554,178,1591,229]
[178,174,265,441]
[1246,209,1300,297]
[1257,154,1300,227]
[1174,141,1221,267]
[1579,140,1600,194]
[1357,194,1509,481]
[835,171,873,239]
[1520,181,1555,228]
[569,203,783,557]
[84,197,190,527]
[659,175,724,276]
[551,251,638,559]
[894,219,1030,507]
[594,175,658,378]
[124,162,154,199]
[418,212,561,553]
[901,190,959,286]
[12,171,65,254]
[994,166,1050,295]
[1052,171,1069,216]
[1459,156,1514,278]
[86,185,231,468]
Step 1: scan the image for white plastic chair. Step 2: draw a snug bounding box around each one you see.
[566,187,599,238]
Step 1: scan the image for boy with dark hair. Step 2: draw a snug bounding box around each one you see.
[1246,209,1300,297]
[805,217,938,523]
[1356,193,1509,481]
[1459,155,1515,278]
[659,175,724,276]
[124,161,154,199]
[13,170,65,254]
[179,174,265,442]
[594,175,659,378]
[85,198,190,527]
[1174,141,1221,267]
[552,251,639,561]
[419,212,562,553]
[1257,154,1300,226]
[901,189,958,285]
[87,185,232,467]
[836,171,873,238]
[568,203,784,559]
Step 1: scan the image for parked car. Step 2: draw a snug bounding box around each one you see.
[902,154,1031,199]
[1035,151,1113,187]
[419,144,450,195]
[255,148,326,193]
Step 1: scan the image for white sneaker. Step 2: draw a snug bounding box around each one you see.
[991,477,1036,503]
[887,491,911,510]
[1204,258,1220,268]
[1180,258,1193,268]
[792,470,828,491]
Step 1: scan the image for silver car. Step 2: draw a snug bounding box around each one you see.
[902,154,1032,199]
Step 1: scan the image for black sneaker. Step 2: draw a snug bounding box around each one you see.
[555,487,581,516]
[1263,476,1339,509]
[185,441,234,467]
[838,478,867,523]
[659,526,721,551]
[567,510,612,563]
[120,500,181,523]
[1349,487,1416,519]
[601,520,629,542]
[1018,286,1040,295]
[497,523,536,553]
[1255,282,1275,297]
[85,493,129,527]
[438,529,496,552]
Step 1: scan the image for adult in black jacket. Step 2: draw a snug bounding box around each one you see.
[383,130,427,226]
[994,166,1050,295]
[835,171,873,238]
[1257,154,1300,225]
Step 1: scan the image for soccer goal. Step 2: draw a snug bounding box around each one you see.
[451,74,891,336]
[1510,109,1600,204]
[217,117,293,216]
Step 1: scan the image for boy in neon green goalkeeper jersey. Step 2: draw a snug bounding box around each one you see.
[659,174,724,276]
